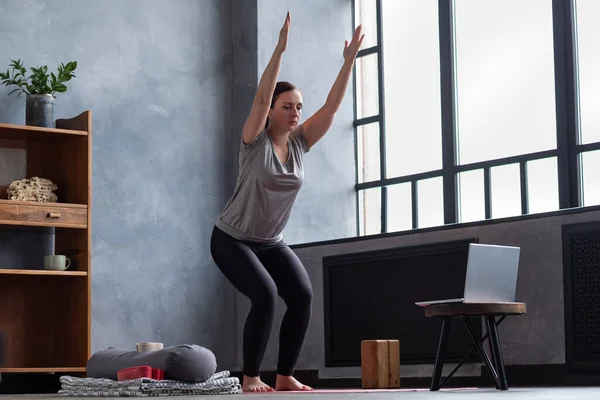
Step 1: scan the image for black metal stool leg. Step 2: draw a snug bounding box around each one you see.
[486,315,508,390]
[463,317,501,389]
[431,316,451,391]
[438,314,508,389]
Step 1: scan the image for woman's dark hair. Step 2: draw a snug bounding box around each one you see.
[265,81,297,129]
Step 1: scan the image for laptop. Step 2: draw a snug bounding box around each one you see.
[415,243,521,306]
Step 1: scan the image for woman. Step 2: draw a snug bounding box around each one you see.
[210,12,364,392]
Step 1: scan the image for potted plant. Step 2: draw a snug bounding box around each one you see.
[0,58,77,128]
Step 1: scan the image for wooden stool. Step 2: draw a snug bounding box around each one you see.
[422,302,527,391]
[361,339,400,389]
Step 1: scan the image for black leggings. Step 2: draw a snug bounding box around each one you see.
[210,226,313,377]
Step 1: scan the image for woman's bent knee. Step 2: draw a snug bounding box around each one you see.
[290,282,313,310]
[301,286,313,308]
[249,281,278,311]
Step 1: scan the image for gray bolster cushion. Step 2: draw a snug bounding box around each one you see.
[86,344,217,382]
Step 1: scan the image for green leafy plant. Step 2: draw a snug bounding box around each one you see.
[0,58,77,97]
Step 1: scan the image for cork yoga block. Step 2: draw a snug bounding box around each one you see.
[361,339,400,389]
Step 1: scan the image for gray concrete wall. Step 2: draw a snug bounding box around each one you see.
[0,0,239,370]
[274,208,600,378]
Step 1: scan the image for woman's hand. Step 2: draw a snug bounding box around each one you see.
[343,25,365,63]
[275,12,291,54]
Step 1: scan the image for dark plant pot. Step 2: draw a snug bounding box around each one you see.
[26,94,54,128]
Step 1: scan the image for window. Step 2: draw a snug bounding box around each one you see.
[454,0,557,165]
[381,0,443,178]
[353,0,600,236]
[575,0,600,146]
[526,157,560,213]
[574,0,600,207]
[580,151,600,206]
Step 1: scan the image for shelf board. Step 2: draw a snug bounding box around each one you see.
[0,220,87,229]
[0,269,87,276]
[0,122,87,142]
[0,200,87,209]
[0,367,87,373]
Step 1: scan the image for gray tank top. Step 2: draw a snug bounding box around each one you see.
[215,124,310,243]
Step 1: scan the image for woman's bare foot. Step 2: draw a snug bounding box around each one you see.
[275,374,314,391]
[242,375,274,393]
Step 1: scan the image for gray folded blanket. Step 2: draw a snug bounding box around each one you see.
[57,370,242,396]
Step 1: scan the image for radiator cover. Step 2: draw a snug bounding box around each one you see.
[562,221,600,372]
[322,238,482,367]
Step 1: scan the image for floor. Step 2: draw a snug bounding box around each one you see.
[5,387,600,399]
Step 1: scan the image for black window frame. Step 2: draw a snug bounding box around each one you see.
[352,0,600,236]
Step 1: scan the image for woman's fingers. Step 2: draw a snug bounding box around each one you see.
[276,12,290,53]
[353,24,362,41]
[283,11,290,29]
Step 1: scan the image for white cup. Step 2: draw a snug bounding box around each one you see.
[44,255,71,271]
[136,341,163,352]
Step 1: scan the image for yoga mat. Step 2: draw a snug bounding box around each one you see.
[273,387,479,393]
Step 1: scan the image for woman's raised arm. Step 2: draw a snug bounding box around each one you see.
[303,25,364,148]
[242,12,291,145]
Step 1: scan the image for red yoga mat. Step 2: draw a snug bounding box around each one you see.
[266,387,478,394]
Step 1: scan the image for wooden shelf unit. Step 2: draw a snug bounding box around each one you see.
[0,111,91,374]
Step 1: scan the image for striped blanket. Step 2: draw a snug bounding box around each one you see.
[57,370,242,396]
